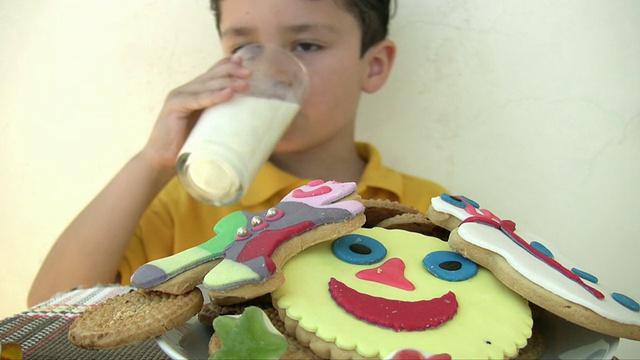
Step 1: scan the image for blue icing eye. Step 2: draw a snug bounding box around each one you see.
[332,234,387,265]
[440,194,479,209]
[423,251,478,281]
[530,241,554,259]
[571,268,598,283]
[612,293,640,312]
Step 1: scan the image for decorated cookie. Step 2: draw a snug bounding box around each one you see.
[427,194,499,231]
[448,211,640,341]
[272,227,534,359]
[209,306,288,360]
[429,193,640,340]
[131,180,366,302]
[207,302,319,359]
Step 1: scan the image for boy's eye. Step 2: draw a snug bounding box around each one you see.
[292,42,322,52]
[332,234,387,265]
[422,251,478,282]
[230,44,251,54]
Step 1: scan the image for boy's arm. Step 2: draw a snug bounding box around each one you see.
[27,152,173,306]
[27,56,251,307]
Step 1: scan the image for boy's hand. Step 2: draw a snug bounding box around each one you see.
[141,56,251,173]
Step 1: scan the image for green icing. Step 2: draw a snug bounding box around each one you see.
[147,247,213,274]
[210,306,287,360]
[145,211,246,275]
[204,258,261,288]
[199,211,247,254]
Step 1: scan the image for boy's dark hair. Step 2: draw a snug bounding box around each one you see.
[209,0,394,56]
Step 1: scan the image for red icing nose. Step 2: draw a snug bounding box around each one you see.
[356,258,415,291]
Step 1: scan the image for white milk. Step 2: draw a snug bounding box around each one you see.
[177,95,300,205]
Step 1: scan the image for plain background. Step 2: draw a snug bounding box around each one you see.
[1,1,638,357]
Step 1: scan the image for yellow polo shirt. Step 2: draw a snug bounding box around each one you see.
[118,143,447,284]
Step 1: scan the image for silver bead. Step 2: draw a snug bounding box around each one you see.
[236,226,249,237]
[251,216,264,226]
[266,208,278,218]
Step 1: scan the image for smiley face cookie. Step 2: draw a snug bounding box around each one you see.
[272,227,534,359]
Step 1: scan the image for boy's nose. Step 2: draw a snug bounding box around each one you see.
[356,258,415,291]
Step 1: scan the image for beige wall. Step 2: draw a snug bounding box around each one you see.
[1,0,638,357]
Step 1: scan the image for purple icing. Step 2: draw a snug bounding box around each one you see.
[222,201,359,277]
[131,264,167,288]
[281,180,363,215]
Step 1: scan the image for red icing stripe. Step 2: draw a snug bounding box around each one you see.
[292,186,332,198]
[459,197,500,223]
[461,216,604,299]
[308,179,325,186]
[329,278,457,332]
[236,221,317,264]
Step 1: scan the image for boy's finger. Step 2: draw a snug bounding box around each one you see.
[177,76,249,96]
[197,58,252,81]
[167,79,250,114]
[165,87,233,114]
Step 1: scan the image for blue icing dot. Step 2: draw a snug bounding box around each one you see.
[612,293,640,312]
[332,234,387,265]
[571,268,599,283]
[530,241,554,259]
[423,251,478,282]
[440,194,479,209]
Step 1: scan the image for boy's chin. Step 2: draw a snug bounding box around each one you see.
[271,144,296,155]
[272,138,301,154]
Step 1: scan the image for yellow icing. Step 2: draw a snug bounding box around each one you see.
[204,258,261,288]
[272,228,532,359]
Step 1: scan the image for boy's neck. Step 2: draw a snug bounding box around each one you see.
[270,137,366,183]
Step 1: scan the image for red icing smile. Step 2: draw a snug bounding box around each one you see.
[328,278,458,331]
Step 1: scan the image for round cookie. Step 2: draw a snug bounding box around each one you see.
[376,212,450,240]
[69,288,203,349]
[362,199,420,228]
[272,227,534,359]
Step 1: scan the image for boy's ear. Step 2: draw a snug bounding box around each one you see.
[361,39,396,94]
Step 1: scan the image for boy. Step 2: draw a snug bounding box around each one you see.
[28,0,446,306]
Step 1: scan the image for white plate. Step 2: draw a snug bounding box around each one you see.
[156,315,214,360]
[156,309,619,359]
[535,310,619,359]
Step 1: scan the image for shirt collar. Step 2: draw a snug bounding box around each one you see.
[356,142,404,199]
[239,142,402,206]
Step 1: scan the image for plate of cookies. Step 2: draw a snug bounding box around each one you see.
[67,182,637,359]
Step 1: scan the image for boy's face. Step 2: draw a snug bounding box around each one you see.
[218,0,372,154]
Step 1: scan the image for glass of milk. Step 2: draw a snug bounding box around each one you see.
[176,44,308,206]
